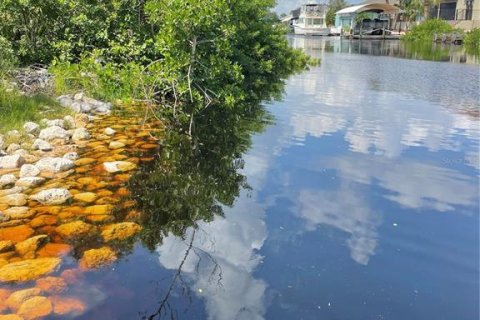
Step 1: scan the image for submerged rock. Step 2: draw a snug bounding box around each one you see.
[103,161,136,173]
[0,225,34,243]
[79,247,117,269]
[5,288,42,311]
[36,276,67,294]
[0,193,27,206]
[17,296,53,320]
[35,157,75,173]
[55,221,96,240]
[15,177,45,188]
[3,207,33,220]
[104,127,116,136]
[0,155,25,169]
[51,296,86,317]
[0,257,61,282]
[15,235,49,258]
[30,189,72,205]
[101,222,142,242]
[73,192,97,203]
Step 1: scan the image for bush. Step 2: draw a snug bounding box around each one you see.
[403,19,459,42]
[0,36,16,74]
[464,28,480,55]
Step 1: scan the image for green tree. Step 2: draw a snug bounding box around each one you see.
[326,0,347,26]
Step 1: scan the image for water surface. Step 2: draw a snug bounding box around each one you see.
[78,38,479,320]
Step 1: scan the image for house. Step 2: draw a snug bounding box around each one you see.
[335,1,401,32]
[431,0,480,30]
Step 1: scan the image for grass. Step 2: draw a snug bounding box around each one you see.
[464,28,480,56]
[0,87,72,135]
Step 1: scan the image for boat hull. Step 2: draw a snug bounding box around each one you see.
[294,26,330,36]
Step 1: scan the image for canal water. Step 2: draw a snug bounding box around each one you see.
[77,38,479,319]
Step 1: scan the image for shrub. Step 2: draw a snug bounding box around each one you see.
[403,19,459,42]
[0,36,16,74]
[464,28,480,55]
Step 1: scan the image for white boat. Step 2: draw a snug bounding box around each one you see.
[293,3,330,36]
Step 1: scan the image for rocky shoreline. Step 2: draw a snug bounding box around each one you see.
[0,95,162,319]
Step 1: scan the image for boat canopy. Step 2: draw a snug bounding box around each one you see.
[336,3,400,15]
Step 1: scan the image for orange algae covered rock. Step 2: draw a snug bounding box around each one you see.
[79,247,117,269]
[51,296,86,317]
[36,276,67,294]
[0,225,35,243]
[15,235,49,258]
[55,221,96,240]
[101,222,142,242]
[0,288,11,312]
[30,215,58,228]
[60,269,84,285]
[6,288,42,311]
[85,215,114,224]
[0,240,14,253]
[0,258,61,282]
[84,205,113,215]
[0,315,24,320]
[17,296,52,320]
[37,243,72,258]
[73,192,97,203]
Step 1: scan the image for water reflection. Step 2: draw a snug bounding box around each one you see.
[132,37,478,319]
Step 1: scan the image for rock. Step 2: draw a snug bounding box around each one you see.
[0,258,61,282]
[0,314,24,320]
[0,174,17,187]
[73,192,97,203]
[74,92,84,101]
[23,122,40,136]
[36,276,67,294]
[13,149,29,157]
[0,134,4,150]
[31,139,52,151]
[3,207,33,220]
[101,222,142,242]
[38,126,68,141]
[6,130,21,140]
[0,225,34,243]
[0,187,24,197]
[17,296,53,320]
[103,161,136,173]
[84,204,113,215]
[51,296,86,317]
[35,157,74,173]
[0,155,25,169]
[74,114,89,128]
[6,143,21,153]
[15,235,49,258]
[79,247,117,269]
[69,102,81,113]
[63,115,75,129]
[0,240,14,253]
[30,215,58,228]
[55,221,96,240]
[0,193,27,206]
[15,177,45,188]
[94,106,111,114]
[5,288,42,311]
[20,164,40,178]
[37,243,72,258]
[80,102,92,113]
[57,95,74,108]
[72,128,90,141]
[45,119,65,128]
[30,189,72,205]
[74,158,96,166]
[104,127,116,136]
[108,141,125,149]
[63,152,79,161]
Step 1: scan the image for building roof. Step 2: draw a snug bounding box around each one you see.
[336,3,401,15]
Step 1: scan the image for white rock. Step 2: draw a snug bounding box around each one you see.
[6,143,21,153]
[6,130,21,139]
[72,128,91,141]
[94,107,111,115]
[0,134,4,150]
[0,187,24,197]
[0,193,27,206]
[80,102,92,113]
[57,95,74,108]
[104,128,116,136]
[32,139,53,151]
[19,164,40,178]
[30,188,72,205]
[74,92,84,101]
[46,119,66,128]
[35,157,75,173]
[0,154,25,169]
[15,177,45,188]
[63,152,79,161]
[14,149,29,157]
[0,174,17,188]
[23,122,40,135]
[69,102,82,113]
[63,115,75,129]
[39,126,68,141]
